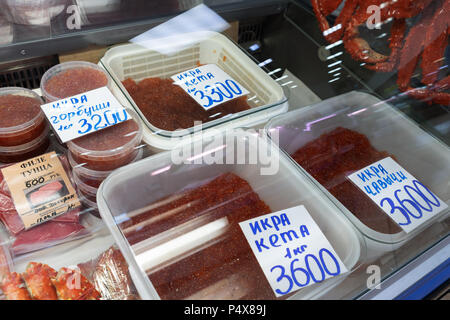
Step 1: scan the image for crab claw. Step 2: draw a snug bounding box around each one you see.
[51,267,101,300]
[22,262,58,300]
[1,272,31,300]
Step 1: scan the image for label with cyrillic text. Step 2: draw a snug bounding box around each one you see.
[41,86,130,143]
[1,152,81,230]
[347,157,448,233]
[239,205,347,297]
[171,64,250,110]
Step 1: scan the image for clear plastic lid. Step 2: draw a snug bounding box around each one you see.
[40,61,111,102]
[0,124,50,155]
[66,108,143,161]
[100,30,289,149]
[0,87,45,137]
[97,129,365,300]
[265,91,450,247]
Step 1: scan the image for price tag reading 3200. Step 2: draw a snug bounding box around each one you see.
[171,64,250,110]
[348,157,448,233]
[41,86,130,143]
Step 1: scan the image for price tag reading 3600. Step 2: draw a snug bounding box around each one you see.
[239,205,347,297]
[348,157,448,233]
[171,64,250,110]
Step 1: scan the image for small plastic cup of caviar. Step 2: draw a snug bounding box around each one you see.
[0,124,50,163]
[40,61,110,102]
[68,147,143,189]
[77,187,100,218]
[0,87,46,147]
[73,170,98,201]
[67,108,143,171]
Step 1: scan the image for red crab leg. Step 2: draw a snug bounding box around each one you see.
[421,0,449,85]
[51,267,101,300]
[396,3,436,91]
[1,272,31,300]
[343,6,390,64]
[366,19,407,72]
[312,0,358,43]
[22,262,58,300]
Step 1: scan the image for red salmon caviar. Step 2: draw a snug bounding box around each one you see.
[0,91,46,147]
[122,77,251,131]
[291,127,402,234]
[41,62,109,102]
[67,110,143,171]
[120,172,278,300]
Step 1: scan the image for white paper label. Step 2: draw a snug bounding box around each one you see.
[171,64,250,110]
[239,205,348,297]
[41,86,130,143]
[347,157,448,233]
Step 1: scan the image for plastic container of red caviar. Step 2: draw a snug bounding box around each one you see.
[66,109,143,171]
[40,61,111,102]
[73,170,98,200]
[0,87,47,147]
[100,31,289,151]
[97,130,366,300]
[265,91,450,256]
[68,148,144,189]
[0,124,51,163]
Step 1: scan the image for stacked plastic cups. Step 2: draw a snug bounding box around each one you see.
[40,61,144,215]
[0,87,50,163]
[66,110,144,215]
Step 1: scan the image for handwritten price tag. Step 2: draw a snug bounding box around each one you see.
[41,87,130,143]
[347,157,448,233]
[239,205,347,297]
[171,64,250,110]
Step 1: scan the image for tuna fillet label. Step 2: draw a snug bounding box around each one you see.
[1,152,81,230]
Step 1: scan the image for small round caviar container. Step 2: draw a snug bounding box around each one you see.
[73,170,98,201]
[0,87,46,147]
[76,187,100,218]
[40,61,110,102]
[67,109,143,171]
[0,124,50,163]
[68,147,143,188]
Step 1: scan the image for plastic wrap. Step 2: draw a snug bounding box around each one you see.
[0,154,103,255]
[78,246,140,300]
[0,228,141,300]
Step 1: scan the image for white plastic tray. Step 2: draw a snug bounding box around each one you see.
[97,130,365,300]
[100,30,289,151]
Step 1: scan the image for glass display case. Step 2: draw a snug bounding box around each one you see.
[0,0,448,301]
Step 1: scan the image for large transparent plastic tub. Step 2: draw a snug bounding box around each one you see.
[265,91,450,255]
[97,130,365,300]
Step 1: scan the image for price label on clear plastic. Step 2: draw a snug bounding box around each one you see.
[171,64,250,110]
[239,205,347,297]
[41,86,130,143]
[347,157,448,233]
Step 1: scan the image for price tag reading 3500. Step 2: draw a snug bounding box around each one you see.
[171,64,250,110]
[348,157,448,233]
